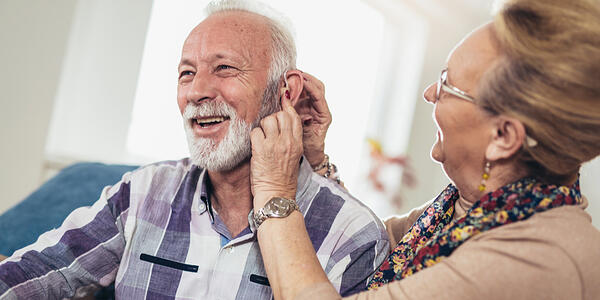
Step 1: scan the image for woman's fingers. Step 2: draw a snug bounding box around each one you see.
[299,71,331,121]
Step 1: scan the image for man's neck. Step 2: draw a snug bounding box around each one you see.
[207,160,253,237]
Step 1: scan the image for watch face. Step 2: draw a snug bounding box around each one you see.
[267,197,292,216]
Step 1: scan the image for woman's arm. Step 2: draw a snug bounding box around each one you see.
[256,210,333,300]
[250,97,339,300]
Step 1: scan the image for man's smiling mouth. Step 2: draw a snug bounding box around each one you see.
[193,116,231,128]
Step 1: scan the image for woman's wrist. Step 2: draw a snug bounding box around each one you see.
[306,146,326,169]
[312,155,343,186]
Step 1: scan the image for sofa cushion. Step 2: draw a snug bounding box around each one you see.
[0,162,138,255]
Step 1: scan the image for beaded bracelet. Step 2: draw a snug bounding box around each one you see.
[314,154,342,185]
[312,154,330,172]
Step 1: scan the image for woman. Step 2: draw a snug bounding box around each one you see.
[249,0,600,299]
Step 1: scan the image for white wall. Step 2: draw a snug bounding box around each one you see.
[45,0,154,165]
[0,0,77,213]
[0,0,153,215]
[581,158,600,228]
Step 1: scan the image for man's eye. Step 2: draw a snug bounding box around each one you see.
[179,71,194,78]
[216,65,235,71]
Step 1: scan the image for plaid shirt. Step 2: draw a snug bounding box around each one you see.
[0,158,388,299]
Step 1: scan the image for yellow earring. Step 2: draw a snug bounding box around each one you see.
[478,161,491,192]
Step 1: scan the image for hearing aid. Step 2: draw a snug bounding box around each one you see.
[282,76,290,99]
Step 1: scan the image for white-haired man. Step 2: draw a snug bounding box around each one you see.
[0,1,388,299]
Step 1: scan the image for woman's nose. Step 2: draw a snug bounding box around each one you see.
[423,82,437,104]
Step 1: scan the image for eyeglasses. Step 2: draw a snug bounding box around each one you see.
[434,67,538,147]
[435,68,475,103]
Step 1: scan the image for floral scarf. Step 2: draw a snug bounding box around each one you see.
[368,177,582,289]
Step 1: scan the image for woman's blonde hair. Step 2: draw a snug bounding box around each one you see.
[478,0,600,183]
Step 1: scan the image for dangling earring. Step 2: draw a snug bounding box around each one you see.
[478,161,491,192]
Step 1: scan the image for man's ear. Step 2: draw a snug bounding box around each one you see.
[279,70,303,108]
[485,116,527,162]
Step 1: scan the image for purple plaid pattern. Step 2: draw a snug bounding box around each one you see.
[0,158,388,299]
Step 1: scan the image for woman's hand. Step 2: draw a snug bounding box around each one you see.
[295,72,332,169]
[250,97,304,208]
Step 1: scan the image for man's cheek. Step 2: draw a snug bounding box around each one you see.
[176,97,187,115]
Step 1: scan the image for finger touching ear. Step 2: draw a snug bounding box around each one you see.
[280,70,304,107]
[282,97,303,139]
[485,116,527,162]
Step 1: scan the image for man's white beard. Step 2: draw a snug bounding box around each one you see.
[183,84,280,172]
[183,101,254,171]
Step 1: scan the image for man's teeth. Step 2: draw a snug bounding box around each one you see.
[196,117,226,124]
[195,117,229,127]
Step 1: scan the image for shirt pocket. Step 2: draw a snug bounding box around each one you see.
[139,253,199,272]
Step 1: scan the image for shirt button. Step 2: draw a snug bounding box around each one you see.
[199,203,206,212]
[224,246,234,254]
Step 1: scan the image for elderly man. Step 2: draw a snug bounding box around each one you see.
[0,1,388,299]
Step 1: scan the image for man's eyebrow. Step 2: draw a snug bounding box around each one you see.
[213,52,245,62]
[178,58,194,69]
[178,52,245,69]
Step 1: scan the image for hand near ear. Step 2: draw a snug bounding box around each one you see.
[250,97,304,209]
[294,71,332,169]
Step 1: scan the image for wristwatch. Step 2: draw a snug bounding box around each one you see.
[253,197,300,228]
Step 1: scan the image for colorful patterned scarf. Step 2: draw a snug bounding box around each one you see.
[368,177,582,289]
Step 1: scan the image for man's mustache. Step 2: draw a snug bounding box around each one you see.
[183,101,237,120]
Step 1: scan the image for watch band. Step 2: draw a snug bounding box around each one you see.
[253,197,299,228]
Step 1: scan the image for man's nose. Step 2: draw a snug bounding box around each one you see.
[187,73,217,104]
[423,82,437,104]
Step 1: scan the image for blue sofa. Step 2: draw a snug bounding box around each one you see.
[0,162,138,256]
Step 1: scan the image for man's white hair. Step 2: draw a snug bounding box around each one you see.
[205,0,297,85]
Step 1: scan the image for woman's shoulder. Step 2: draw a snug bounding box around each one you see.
[383,199,433,246]
[468,204,600,299]
[482,204,600,253]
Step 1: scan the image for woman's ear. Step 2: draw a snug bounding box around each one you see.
[279,70,304,107]
[485,116,527,161]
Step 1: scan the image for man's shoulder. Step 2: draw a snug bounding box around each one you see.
[304,173,387,241]
[123,158,196,184]
[306,173,371,214]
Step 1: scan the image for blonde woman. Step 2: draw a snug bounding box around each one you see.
[249,0,600,299]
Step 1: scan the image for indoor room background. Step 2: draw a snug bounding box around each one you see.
[1,0,599,229]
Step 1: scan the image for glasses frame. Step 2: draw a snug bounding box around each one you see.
[436,68,475,102]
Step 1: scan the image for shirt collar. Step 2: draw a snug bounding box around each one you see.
[197,167,214,221]
[195,157,314,228]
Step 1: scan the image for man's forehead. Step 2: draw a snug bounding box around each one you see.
[180,11,272,65]
[185,12,271,48]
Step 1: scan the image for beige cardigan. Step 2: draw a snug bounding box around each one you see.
[298,198,600,300]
